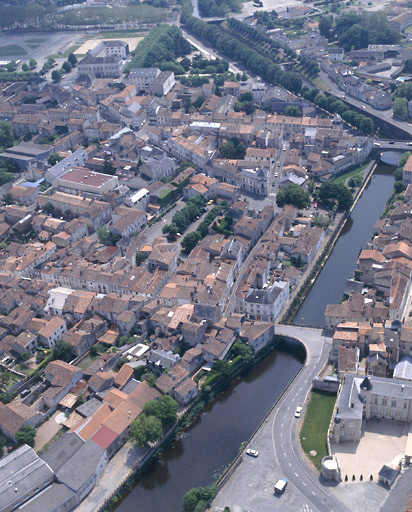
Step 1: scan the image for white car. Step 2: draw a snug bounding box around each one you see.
[361,105,366,110]
[246,448,259,457]
[407,142,412,146]
[373,142,381,146]
[295,406,303,418]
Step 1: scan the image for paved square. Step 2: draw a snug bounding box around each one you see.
[74,37,143,55]
[331,419,408,481]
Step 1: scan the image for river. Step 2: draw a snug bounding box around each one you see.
[117,340,304,512]
[293,157,397,327]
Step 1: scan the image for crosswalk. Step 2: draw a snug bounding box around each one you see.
[300,504,315,512]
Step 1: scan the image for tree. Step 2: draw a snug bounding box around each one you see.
[394,180,405,194]
[231,339,254,363]
[141,372,157,387]
[62,61,72,73]
[182,485,216,512]
[48,153,63,166]
[219,137,246,159]
[143,395,179,426]
[0,121,13,150]
[284,105,302,117]
[29,58,37,69]
[21,63,29,72]
[129,415,162,447]
[181,231,201,254]
[51,70,61,82]
[103,153,115,175]
[193,95,205,109]
[318,182,353,210]
[2,192,14,205]
[393,97,408,119]
[15,425,36,447]
[51,339,74,363]
[68,53,77,66]
[212,360,232,381]
[276,184,310,209]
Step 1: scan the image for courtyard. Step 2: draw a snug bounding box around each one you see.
[331,419,408,482]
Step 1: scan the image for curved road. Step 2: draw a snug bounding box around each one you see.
[211,326,351,512]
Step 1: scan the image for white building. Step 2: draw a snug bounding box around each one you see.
[242,280,290,322]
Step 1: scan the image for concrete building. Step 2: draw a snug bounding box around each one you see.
[53,169,119,198]
[0,445,54,512]
[242,280,289,322]
[331,374,412,444]
[241,167,268,196]
[78,56,123,79]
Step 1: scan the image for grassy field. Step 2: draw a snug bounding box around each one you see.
[0,45,27,57]
[332,161,370,185]
[300,390,336,470]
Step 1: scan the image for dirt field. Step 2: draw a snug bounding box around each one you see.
[74,37,143,56]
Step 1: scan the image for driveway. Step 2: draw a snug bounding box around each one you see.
[34,411,63,452]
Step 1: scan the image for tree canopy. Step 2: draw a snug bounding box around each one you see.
[142,395,179,426]
[51,339,74,363]
[15,425,36,447]
[393,97,408,119]
[276,184,310,209]
[318,182,353,210]
[219,137,246,159]
[129,414,162,447]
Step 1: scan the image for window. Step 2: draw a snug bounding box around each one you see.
[382,398,387,406]
[405,402,408,409]
[391,400,396,408]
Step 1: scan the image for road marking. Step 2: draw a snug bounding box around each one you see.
[283,452,286,457]
[295,472,299,477]
[302,481,307,486]
[288,462,292,467]
[311,491,316,496]
[280,433,282,438]
[281,423,283,428]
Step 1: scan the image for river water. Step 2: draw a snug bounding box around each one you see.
[293,157,397,327]
[117,340,304,512]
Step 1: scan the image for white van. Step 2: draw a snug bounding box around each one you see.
[274,479,287,495]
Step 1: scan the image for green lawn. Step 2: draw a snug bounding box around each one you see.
[0,45,27,57]
[332,161,370,186]
[300,390,336,470]
[27,44,40,50]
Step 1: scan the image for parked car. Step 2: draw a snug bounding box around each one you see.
[246,448,259,457]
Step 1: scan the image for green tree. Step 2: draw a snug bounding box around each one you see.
[141,372,157,387]
[231,339,254,363]
[47,153,63,166]
[276,184,310,209]
[29,58,37,69]
[51,339,74,363]
[213,360,232,381]
[284,105,302,117]
[129,415,162,447]
[51,70,61,82]
[2,192,14,205]
[182,485,216,512]
[62,61,72,73]
[393,97,408,119]
[15,425,36,447]
[219,137,246,159]
[181,231,201,254]
[143,395,179,426]
[0,121,13,150]
[68,53,77,66]
[103,154,116,175]
[318,181,353,210]
[21,63,29,72]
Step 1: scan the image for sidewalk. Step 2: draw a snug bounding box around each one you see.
[76,442,147,512]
